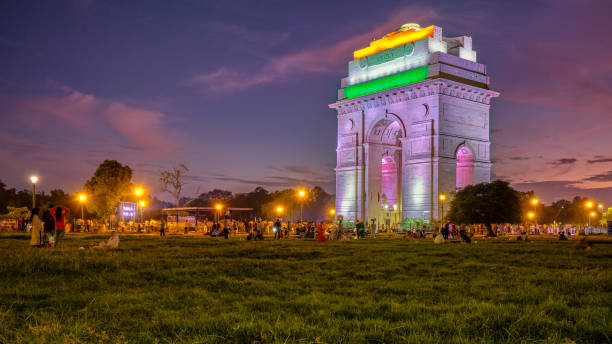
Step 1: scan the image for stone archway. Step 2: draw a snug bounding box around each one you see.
[365,115,404,227]
[456,145,474,190]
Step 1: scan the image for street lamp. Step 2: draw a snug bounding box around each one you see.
[78,193,86,221]
[216,204,222,224]
[297,189,306,222]
[588,211,596,229]
[439,194,446,232]
[531,198,539,232]
[134,187,144,223]
[30,175,38,208]
[139,200,146,222]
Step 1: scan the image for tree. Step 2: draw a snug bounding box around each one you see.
[84,160,133,223]
[446,180,522,237]
[160,164,188,207]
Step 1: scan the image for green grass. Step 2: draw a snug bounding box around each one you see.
[0,234,610,343]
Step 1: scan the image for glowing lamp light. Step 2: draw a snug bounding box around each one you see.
[298,189,305,198]
[393,204,398,211]
[139,201,146,207]
[353,25,434,59]
[528,212,534,218]
[216,204,222,210]
[78,194,86,202]
[598,204,604,209]
[590,212,596,217]
[134,188,143,196]
[30,176,38,184]
[439,194,446,201]
[586,201,593,208]
[384,204,389,210]
[330,209,335,215]
[344,66,429,99]
[531,198,539,205]
[276,206,283,213]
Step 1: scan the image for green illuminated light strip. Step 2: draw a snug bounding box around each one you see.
[344,66,429,99]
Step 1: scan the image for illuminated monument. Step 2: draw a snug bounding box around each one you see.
[330,23,499,226]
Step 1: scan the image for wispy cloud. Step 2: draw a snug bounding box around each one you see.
[587,158,612,164]
[184,6,439,92]
[583,171,612,182]
[1,87,180,154]
[548,158,577,165]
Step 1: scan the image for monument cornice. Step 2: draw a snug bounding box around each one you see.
[329,78,500,116]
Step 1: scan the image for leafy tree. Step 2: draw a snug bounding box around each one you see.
[159,164,188,208]
[447,180,522,236]
[84,160,133,222]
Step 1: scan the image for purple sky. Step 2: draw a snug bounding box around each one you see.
[1,0,611,205]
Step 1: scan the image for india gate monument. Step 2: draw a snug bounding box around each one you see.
[329,23,499,226]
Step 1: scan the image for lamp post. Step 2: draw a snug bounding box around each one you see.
[30,176,38,208]
[298,189,306,222]
[531,198,539,233]
[585,201,594,232]
[439,194,446,232]
[139,201,146,223]
[134,187,144,223]
[78,194,86,221]
[216,204,222,224]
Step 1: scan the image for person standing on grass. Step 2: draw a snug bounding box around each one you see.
[30,208,42,247]
[42,205,55,247]
[223,215,230,239]
[50,205,70,249]
[160,215,166,236]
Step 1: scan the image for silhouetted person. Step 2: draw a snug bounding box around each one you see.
[50,205,70,249]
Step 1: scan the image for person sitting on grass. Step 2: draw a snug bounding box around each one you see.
[97,230,119,249]
[559,231,568,241]
[460,228,471,244]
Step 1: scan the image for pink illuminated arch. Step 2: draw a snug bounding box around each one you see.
[456,146,474,189]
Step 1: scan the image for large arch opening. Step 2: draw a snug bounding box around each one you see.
[381,156,398,208]
[366,115,404,229]
[456,146,474,189]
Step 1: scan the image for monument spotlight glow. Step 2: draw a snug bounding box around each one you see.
[353,25,434,59]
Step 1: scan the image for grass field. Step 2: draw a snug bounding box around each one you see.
[0,234,610,343]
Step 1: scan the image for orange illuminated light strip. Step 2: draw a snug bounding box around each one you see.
[353,26,434,60]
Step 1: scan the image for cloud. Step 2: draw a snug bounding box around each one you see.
[587,158,612,164]
[508,156,530,161]
[548,158,577,165]
[1,87,179,154]
[512,179,612,205]
[104,102,175,153]
[184,6,439,92]
[583,171,612,182]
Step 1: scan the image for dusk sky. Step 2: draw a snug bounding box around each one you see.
[1,0,611,204]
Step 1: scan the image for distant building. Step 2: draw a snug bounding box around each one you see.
[330,23,499,226]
